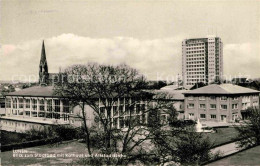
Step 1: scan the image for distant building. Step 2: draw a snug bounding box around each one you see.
[183,84,259,123]
[182,37,223,85]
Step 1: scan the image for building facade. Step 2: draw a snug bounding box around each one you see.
[1,87,148,132]
[183,84,259,123]
[182,37,223,85]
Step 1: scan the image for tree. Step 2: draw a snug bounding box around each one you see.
[1,84,15,96]
[54,63,214,165]
[54,63,157,165]
[235,107,260,148]
[145,102,214,165]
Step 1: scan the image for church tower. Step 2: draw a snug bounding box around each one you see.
[39,40,49,85]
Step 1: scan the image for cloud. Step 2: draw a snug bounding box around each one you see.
[224,42,260,79]
[0,33,259,82]
[0,33,184,82]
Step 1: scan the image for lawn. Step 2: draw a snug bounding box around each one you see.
[202,127,239,147]
[1,140,89,166]
[208,145,260,165]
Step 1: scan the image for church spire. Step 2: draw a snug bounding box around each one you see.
[39,40,49,85]
[40,40,47,68]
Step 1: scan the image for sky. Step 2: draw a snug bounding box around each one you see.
[0,0,260,82]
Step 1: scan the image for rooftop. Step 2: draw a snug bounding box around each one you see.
[148,89,188,100]
[5,85,152,99]
[6,86,57,97]
[183,84,260,95]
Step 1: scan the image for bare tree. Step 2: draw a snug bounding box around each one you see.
[54,63,160,164]
[54,63,213,165]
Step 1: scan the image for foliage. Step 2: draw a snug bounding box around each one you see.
[1,84,15,96]
[148,103,213,165]
[1,130,28,145]
[235,107,260,148]
[25,125,80,142]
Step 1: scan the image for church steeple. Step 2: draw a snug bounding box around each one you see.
[39,40,49,85]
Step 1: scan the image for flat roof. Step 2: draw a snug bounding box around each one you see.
[6,86,57,97]
[183,84,260,95]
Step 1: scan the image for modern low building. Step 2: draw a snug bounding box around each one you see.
[183,84,259,123]
[1,85,149,132]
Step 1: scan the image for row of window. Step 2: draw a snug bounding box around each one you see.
[6,98,70,113]
[109,114,147,129]
[186,47,205,50]
[9,110,70,121]
[99,104,146,118]
[187,50,205,54]
[186,43,205,47]
[187,103,239,110]
[187,65,205,68]
[188,96,240,101]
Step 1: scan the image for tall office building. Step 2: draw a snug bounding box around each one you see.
[182,37,223,85]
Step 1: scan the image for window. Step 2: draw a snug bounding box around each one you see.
[46,113,53,119]
[136,104,141,114]
[25,99,30,109]
[119,117,124,128]
[130,105,135,115]
[187,103,194,108]
[32,99,37,110]
[125,105,130,115]
[199,96,206,100]
[125,116,130,127]
[63,114,69,121]
[119,98,124,105]
[211,114,216,119]
[100,107,106,117]
[188,96,194,100]
[63,100,70,113]
[38,112,45,117]
[220,96,227,101]
[18,110,23,115]
[210,96,216,100]
[47,99,52,112]
[39,99,45,111]
[13,98,17,109]
[199,104,206,109]
[119,105,124,116]
[53,113,60,119]
[19,98,24,108]
[113,106,118,116]
[232,97,239,100]
[232,104,238,109]
[54,100,60,112]
[25,111,30,116]
[221,104,227,110]
[6,98,11,108]
[200,114,206,119]
[210,104,216,109]
[113,118,118,128]
[32,111,37,117]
